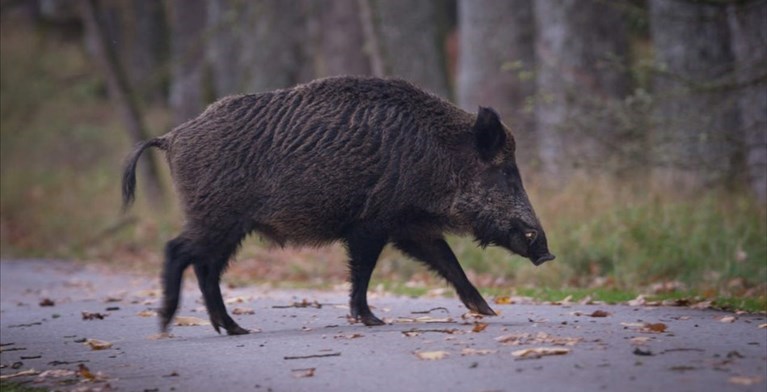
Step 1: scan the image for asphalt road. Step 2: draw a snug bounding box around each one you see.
[1,259,765,392]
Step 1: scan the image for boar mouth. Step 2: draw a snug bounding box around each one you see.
[531,253,555,266]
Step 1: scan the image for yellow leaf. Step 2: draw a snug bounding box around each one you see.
[232,307,255,315]
[494,296,512,305]
[174,316,211,326]
[85,338,112,350]
[461,348,496,356]
[414,351,449,360]
[137,310,157,318]
[729,376,763,386]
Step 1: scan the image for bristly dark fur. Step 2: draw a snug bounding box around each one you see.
[121,76,553,335]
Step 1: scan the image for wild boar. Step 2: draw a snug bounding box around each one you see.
[122,76,554,335]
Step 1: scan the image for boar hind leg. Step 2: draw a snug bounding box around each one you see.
[193,259,249,336]
[394,238,496,316]
[345,228,387,326]
[160,236,195,332]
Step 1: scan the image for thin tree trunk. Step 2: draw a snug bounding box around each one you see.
[357,0,385,77]
[80,0,164,208]
[317,0,371,77]
[649,0,739,190]
[534,0,631,184]
[729,0,767,204]
[457,0,537,167]
[168,0,207,125]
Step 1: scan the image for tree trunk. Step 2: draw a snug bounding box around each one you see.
[728,1,767,204]
[168,0,207,126]
[370,0,450,98]
[534,0,631,184]
[206,0,311,97]
[457,0,537,166]
[316,0,371,77]
[79,0,164,207]
[649,0,739,190]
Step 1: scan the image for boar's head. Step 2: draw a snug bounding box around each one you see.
[454,107,555,266]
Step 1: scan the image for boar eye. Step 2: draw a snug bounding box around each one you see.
[524,230,537,243]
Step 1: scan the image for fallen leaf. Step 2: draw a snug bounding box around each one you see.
[729,376,763,386]
[147,332,174,340]
[719,316,736,323]
[472,322,488,333]
[0,369,39,379]
[402,330,420,337]
[758,324,767,329]
[627,295,646,307]
[37,369,76,378]
[225,296,247,305]
[495,332,581,346]
[85,339,113,350]
[334,333,363,339]
[291,368,316,378]
[643,323,668,333]
[415,351,449,360]
[137,310,157,317]
[81,311,108,320]
[589,310,610,317]
[136,289,161,298]
[494,296,512,305]
[623,322,668,333]
[690,300,713,309]
[630,336,652,346]
[174,316,211,326]
[39,298,55,307]
[512,347,569,359]
[231,307,255,315]
[461,348,496,356]
[78,364,95,380]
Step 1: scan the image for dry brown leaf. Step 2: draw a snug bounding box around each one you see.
[232,307,255,315]
[137,310,157,317]
[85,338,113,350]
[82,311,108,320]
[402,330,420,337]
[758,324,767,329]
[495,332,581,346]
[642,323,668,333]
[147,332,174,340]
[39,298,55,307]
[415,351,449,360]
[225,296,247,304]
[494,296,512,305]
[334,333,363,339]
[136,289,160,298]
[292,368,316,378]
[512,347,570,358]
[78,364,95,380]
[719,316,736,323]
[729,376,764,386]
[472,322,488,333]
[174,316,211,326]
[589,310,610,317]
[461,348,496,356]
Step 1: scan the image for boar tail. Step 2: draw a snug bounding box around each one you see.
[122,137,169,212]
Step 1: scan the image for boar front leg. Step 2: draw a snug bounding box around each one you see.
[345,227,388,326]
[394,237,496,316]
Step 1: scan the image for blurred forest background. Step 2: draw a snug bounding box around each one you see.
[1,0,765,307]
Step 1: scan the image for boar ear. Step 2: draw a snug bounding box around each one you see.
[474,106,507,161]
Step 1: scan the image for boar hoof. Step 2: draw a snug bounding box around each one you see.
[352,313,385,326]
[226,325,251,335]
[466,301,497,316]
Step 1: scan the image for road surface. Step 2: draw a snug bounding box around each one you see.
[1,260,765,391]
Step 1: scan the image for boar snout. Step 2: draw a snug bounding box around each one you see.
[526,229,554,266]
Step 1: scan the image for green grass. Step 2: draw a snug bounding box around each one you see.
[0,380,48,392]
